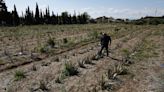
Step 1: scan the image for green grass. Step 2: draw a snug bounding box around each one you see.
[62,62,79,76]
[131,37,159,61]
[14,70,26,81]
[47,37,55,48]
[0,59,5,65]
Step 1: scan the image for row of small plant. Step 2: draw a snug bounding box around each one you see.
[97,32,156,91]
[55,53,100,84]
[96,32,151,91]
[11,27,137,91]
[39,31,100,54]
[120,31,153,66]
[98,63,128,91]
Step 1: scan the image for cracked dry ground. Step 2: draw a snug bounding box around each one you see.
[0,25,164,92]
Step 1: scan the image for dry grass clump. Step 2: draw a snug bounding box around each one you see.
[98,75,112,91]
[39,80,49,91]
[106,63,128,80]
[62,62,79,76]
[51,56,60,62]
[47,37,55,48]
[77,59,86,68]
[31,64,37,71]
[84,56,93,65]
[14,70,26,81]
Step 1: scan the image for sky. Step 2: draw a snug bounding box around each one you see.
[5,0,164,19]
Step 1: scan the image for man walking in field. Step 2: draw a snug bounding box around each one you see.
[99,33,111,56]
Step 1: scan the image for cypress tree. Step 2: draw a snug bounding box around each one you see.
[72,11,77,24]
[25,6,33,25]
[35,3,40,24]
[0,0,11,25]
[61,12,69,24]
[12,4,19,26]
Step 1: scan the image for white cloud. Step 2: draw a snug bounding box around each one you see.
[78,7,164,19]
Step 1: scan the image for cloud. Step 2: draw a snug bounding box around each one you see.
[79,7,164,19]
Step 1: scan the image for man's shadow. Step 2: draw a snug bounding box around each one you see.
[108,56,122,62]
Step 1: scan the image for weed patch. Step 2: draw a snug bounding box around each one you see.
[14,70,26,81]
[62,62,79,76]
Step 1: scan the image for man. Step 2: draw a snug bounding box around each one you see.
[99,33,111,56]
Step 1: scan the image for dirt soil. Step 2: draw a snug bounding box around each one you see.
[0,24,163,92]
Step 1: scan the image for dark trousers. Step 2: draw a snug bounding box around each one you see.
[99,45,109,56]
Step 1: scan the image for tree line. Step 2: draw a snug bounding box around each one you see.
[0,1,90,26]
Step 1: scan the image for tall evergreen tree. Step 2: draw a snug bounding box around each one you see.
[12,4,19,26]
[0,0,7,12]
[82,12,90,24]
[0,0,91,26]
[44,7,50,24]
[72,11,77,24]
[40,10,44,24]
[68,14,72,24]
[0,0,12,25]
[56,13,59,24]
[51,11,58,24]
[61,12,69,24]
[25,6,34,25]
[35,3,40,24]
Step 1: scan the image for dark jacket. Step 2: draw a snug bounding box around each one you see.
[101,34,111,47]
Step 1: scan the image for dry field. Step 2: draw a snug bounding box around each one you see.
[0,24,163,92]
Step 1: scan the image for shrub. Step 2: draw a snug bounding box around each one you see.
[39,80,48,91]
[84,56,93,65]
[122,49,131,64]
[39,46,50,53]
[31,64,37,71]
[106,64,128,80]
[99,75,106,90]
[14,70,26,81]
[122,49,130,57]
[114,28,120,32]
[62,62,79,76]
[55,76,62,84]
[63,38,68,44]
[47,38,55,48]
[106,68,115,79]
[113,64,128,75]
[0,59,4,65]
[78,60,85,68]
[51,56,60,62]
[91,53,100,60]
[98,75,112,91]
[90,31,99,39]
